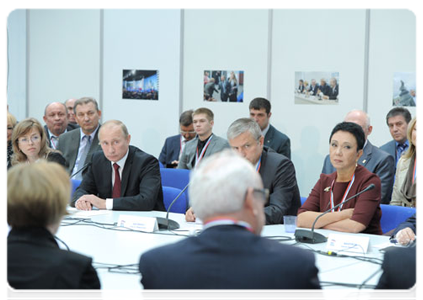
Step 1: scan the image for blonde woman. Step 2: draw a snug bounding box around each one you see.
[391,117,416,207]
[10,118,66,167]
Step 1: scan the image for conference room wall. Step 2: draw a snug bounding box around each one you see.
[7,10,27,121]
[367,9,416,147]
[26,10,101,123]
[102,10,181,157]
[270,10,368,197]
[182,9,270,138]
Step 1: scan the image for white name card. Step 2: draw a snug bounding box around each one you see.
[326,233,370,254]
[117,215,158,232]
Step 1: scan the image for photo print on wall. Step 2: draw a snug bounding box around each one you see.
[294,71,339,105]
[122,70,159,100]
[393,72,416,107]
[204,70,244,103]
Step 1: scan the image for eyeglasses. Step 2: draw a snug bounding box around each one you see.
[18,135,41,144]
[180,130,196,135]
[7,126,14,131]
[252,188,269,203]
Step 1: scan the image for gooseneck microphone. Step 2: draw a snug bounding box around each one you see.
[156,183,189,231]
[70,162,92,179]
[294,184,375,244]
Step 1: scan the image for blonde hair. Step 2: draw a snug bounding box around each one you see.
[7,161,70,227]
[7,112,17,127]
[403,117,416,159]
[10,118,53,165]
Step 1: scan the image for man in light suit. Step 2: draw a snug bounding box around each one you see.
[321,110,394,204]
[159,110,196,168]
[186,118,301,224]
[57,97,102,179]
[72,120,164,211]
[380,107,412,168]
[249,97,291,159]
[139,150,320,289]
[43,102,78,149]
[178,107,230,170]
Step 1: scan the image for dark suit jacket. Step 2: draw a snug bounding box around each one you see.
[392,214,416,237]
[44,124,78,149]
[8,227,100,289]
[327,84,339,99]
[158,134,180,166]
[264,124,291,159]
[72,145,165,211]
[260,147,301,224]
[376,246,416,289]
[380,140,397,161]
[318,83,330,96]
[218,80,231,101]
[139,225,320,289]
[308,84,319,95]
[56,126,102,175]
[321,140,394,204]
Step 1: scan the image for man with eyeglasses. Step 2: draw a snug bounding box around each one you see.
[186,118,301,225]
[159,110,196,168]
[139,150,320,289]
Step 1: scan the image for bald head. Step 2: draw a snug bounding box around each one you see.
[43,102,69,136]
[344,110,372,140]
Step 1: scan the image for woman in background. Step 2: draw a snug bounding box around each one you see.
[391,117,416,207]
[228,71,238,102]
[10,117,66,167]
[7,161,100,289]
[7,112,17,168]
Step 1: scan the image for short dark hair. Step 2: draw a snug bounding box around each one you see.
[386,107,412,125]
[179,110,193,126]
[249,97,271,114]
[329,122,365,151]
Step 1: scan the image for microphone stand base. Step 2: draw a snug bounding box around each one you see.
[156,217,180,231]
[294,229,327,244]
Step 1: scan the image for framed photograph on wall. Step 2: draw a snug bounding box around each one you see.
[393,72,416,107]
[203,70,244,103]
[294,71,339,105]
[122,70,159,100]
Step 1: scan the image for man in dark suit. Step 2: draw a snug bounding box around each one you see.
[64,98,79,125]
[370,242,420,300]
[323,78,339,100]
[317,78,330,97]
[218,74,231,102]
[380,107,412,168]
[186,118,300,224]
[159,110,196,168]
[73,120,164,211]
[57,97,102,179]
[43,102,78,149]
[297,79,305,93]
[178,108,230,170]
[321,110,394,204]
[308,79,319,96]
[139,150,320,289]
[249,97,291,159]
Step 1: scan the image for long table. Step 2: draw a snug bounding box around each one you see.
[7,209,416,299]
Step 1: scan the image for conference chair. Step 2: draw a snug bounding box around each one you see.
[159,161,165,169]
[160,168,190,204]
[162,186,187,214]
[70,179,81,199]
[380,204,416,234]
[300,196,307,205]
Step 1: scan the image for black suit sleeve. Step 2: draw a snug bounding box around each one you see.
[71,162,100,207]
[280,138,291,159]
[47,152,68,168]
[374,154,395,204]
[392,214,416,237]
[158,139,168,166]
[113,154,163,211]
[264,158,300,224]
[78,258,101,289]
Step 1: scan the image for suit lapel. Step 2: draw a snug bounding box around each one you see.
[68,131,81,170]
[359,141,372,166]
[120,147,134,196]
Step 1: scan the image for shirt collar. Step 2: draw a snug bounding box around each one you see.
[261,123,270,137]
[79,124,99,141]
[48,128,66,139]
[395,139,409,148]
[110,148,129,169]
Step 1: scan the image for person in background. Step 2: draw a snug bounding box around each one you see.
[10,118,66,168]
[321,110,394,204]
[308,79,319,96]
[64,98,79,125]
[228,71,238,102]
[139,150,320,289]
[43,102,78,149]
[159,110,196,168]
[298,122,382,235]
[249,97,291,158]
[7,112,17,168]
[380,107,412,168]
[218,74,231,102]
[297,79,305,93]
[178,108,229,170]
[323,78,339,100]
[7,161,100,289]
[390,117,416,207]
[317,78,330,97]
